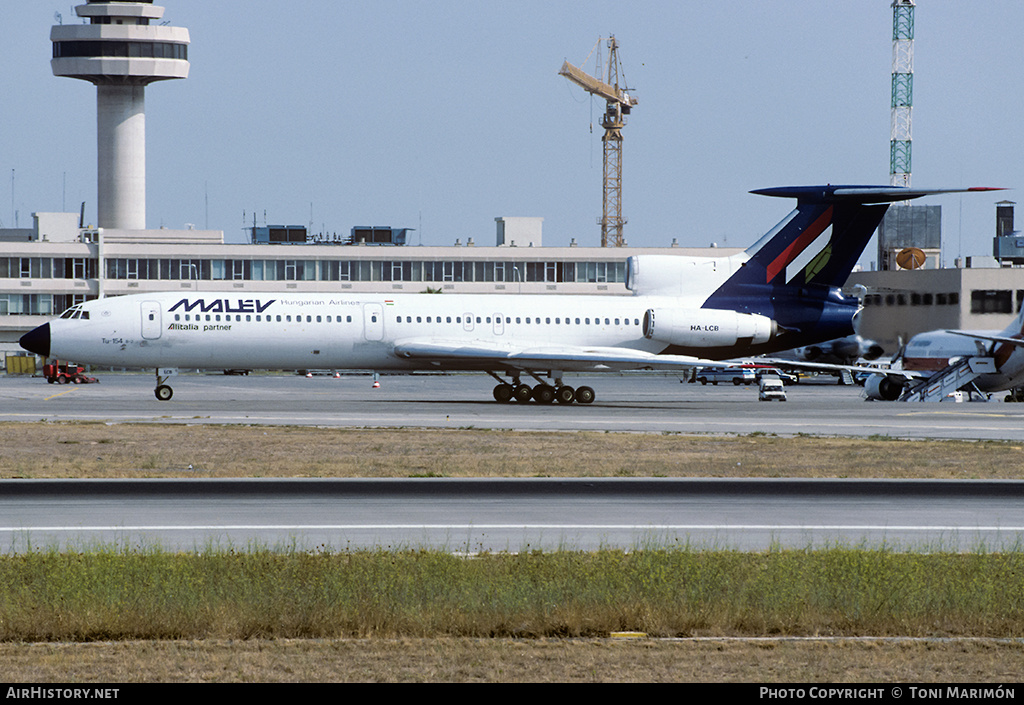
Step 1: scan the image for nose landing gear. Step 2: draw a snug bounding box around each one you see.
[154,368,178,401]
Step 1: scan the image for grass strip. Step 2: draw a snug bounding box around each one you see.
[3,544,1024,641]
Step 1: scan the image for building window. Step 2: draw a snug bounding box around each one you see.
[0,293,55,315]
[971,290,1012,314]
[53,41,187,61]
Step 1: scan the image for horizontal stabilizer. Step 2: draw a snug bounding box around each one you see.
[751,185,1005,204]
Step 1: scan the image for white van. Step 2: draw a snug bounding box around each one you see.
[758,376,787,401]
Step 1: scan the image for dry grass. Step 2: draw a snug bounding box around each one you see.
[1,422,1022,479]
[1,638,1022,682]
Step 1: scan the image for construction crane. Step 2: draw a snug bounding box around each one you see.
[560,36,638,247]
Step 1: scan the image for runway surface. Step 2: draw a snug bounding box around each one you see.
[3,478,1024,553]
[3,371,1024,440]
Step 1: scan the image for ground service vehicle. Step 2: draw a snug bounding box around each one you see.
[758,376,787,401]
[43,360,98,384]
[694,366,756,386]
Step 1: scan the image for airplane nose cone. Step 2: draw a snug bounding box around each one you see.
[19,323,50,358]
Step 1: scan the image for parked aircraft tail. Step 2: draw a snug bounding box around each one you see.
[739,186,1001,291]
[700,186,1003,346]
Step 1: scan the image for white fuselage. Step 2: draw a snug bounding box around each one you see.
[39,248,784,374]
[47,291,682,372]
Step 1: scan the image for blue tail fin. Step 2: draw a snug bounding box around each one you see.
[712,185,1002,299]
[703,185,1002,344]
[725,186,894,292]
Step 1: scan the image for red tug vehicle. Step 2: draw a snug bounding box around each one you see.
[43,360,99,384]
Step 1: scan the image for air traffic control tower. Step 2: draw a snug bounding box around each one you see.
[51,1,190,230]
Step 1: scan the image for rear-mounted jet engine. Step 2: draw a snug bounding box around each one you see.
[643,308,776,348]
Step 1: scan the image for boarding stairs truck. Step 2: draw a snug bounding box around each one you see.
[900,357,995,402]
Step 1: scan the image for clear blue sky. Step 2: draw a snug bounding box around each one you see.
[2,1,1021,266]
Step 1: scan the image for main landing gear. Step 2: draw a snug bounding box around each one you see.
[487,371,594,405]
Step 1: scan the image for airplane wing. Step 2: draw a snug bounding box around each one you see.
[393,339,730,372]
[750,357,929,380]
[945,331,1024,348]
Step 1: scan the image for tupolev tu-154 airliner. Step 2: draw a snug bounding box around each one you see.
[19,185,999,404]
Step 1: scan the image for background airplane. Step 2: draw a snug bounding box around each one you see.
[19,185,998,403]
[758,305,1024,402]
[792,334,884,365]
[861,307,1024,402]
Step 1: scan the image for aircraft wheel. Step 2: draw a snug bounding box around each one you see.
[155,385,174,402]
[493,383,514,403]
[533,384,556,404]
[575,386,596,404]
[512,384,533,403]
[556,386,576,404]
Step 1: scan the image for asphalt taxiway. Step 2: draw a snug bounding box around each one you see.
[2,371,1023,441]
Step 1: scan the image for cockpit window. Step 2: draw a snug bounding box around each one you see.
[58,305,90,320]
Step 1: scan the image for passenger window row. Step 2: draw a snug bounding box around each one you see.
[171,312,642,326]
[394,316,641,326]
[174,313,355,323]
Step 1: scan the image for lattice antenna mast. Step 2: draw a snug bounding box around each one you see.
[560,36,637,247]
[890,0,914,188]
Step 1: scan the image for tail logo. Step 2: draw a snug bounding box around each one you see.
[801,243,833,285]
[764,207,833,284]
